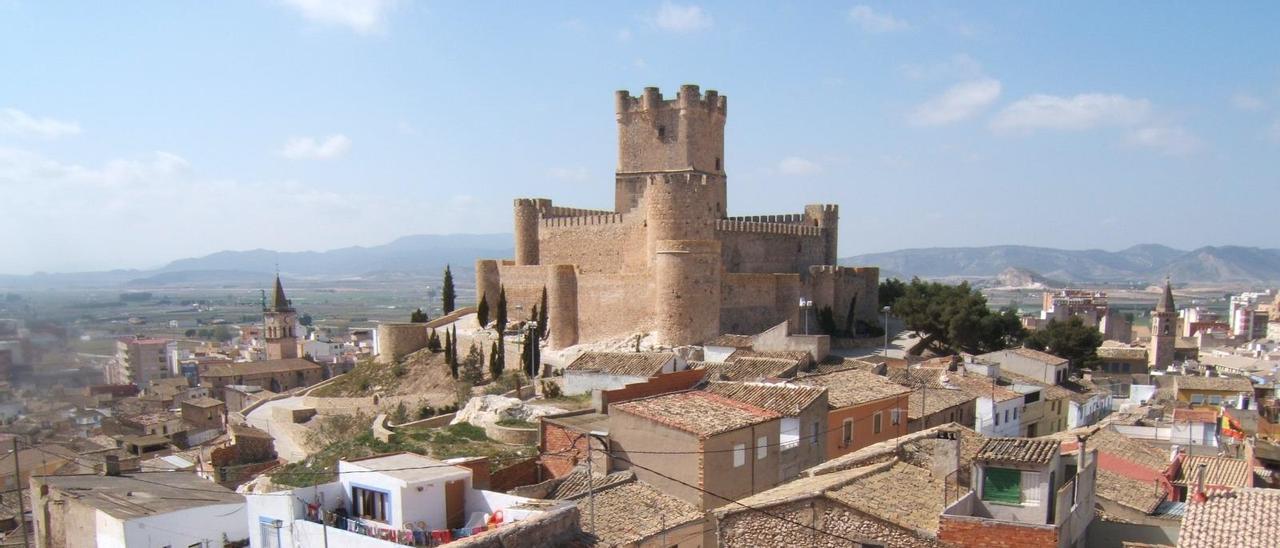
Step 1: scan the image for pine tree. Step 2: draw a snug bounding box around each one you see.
[538,286,549,340]
[488,341,503,380]
[477,294,490,328]
[462,342,485,384]
[427,329,441,352]
[496,286,508,334]
[442,265,456,314]
[410,308,428,323]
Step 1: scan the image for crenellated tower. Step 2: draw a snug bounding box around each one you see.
[804,204,840,266]
[614,85,728,215]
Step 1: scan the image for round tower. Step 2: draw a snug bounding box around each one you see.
[546,264,579,350]
[475,260,501,314]
[376,323,430,364]
[655,240,721,347]
[644,173,721,260]
[513,198,544,266]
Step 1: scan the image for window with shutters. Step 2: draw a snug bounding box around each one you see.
[757,436,767,460]
[873,412,882,434]
[981,467,1022,504]
[842,419,853,446]
[733,443,745,467]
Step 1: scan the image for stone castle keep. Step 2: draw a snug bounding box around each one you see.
[477,85,879,349]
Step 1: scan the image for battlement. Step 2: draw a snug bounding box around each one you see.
[715,219,824,237]
[616,85,726,115]
[726,213,811,225]
[544,206,615,218]
[643,171,719,187]
[540,213,626,228]
[514,198,552,209]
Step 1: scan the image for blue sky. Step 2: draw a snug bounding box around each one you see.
[2,1,1278,274]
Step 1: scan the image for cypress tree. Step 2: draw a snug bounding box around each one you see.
[521,328,534,378]
[844,296,857,336]
[496,286,508,334]
[488,341,503,380]
[477,294,490,328]
[530,304,541,341]
[442,265,456,314]
[538,286,549,340]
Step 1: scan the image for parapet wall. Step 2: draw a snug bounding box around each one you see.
[539,214,644,274]
[807,265,881,329]
[545,206,614,218]
[715,219,823,237]
[719,226,826,275]
[725,214,810,224]
[539,213,625,227]
[375,323,430,364]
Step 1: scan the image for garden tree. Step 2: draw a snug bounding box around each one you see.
[409,308,428,323]
[817,306,837,336]
[1025,316,1103,370]
[212,324,234,342]
[892,277,1026,356]
[520,328,536,378]
[844,296,857,336]
[426,329,441,352]
[442,265,456,314]
[445,328,458,378]
[538,287,549,339]
[488,341,504,380]
[496,287,508,334]
[299,313,313,326]
[879,278,907,309]
[476,294,490,328]
[461,342,485,384]
[184,329,197,337]
[391,402,409,425]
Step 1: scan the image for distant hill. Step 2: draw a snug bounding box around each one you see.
[0,233,513,289]
[842,244,1280,284]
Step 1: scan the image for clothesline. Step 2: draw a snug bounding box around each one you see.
[301,498,504,546]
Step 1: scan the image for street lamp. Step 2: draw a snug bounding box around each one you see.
[882,305,891,356]
[799,298,813,335]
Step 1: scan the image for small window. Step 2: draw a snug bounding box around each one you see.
[891,409,900,426]
[812,421,820,445]
[842,419,853,446]
[757,436,767,460]
[715,157,721,171]
[1208,395,1222,406]
[657,125,666,139]
[733,443,745,467]
[353,486,390,522]
[1004,410,1010,423]
[873,412,882,434]
[1191,394,1205,405]
[994,412,999,426]
[1021,471,1042,505]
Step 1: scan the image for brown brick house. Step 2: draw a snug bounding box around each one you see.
[796,368,910,459]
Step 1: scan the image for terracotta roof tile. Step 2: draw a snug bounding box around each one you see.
[1009,347,1070,366]
[1173,455,1252,489]
[704,334,755,348]
[697,357,797,381]
[1097,347,1148,361]
[575,481,703,546]
[1174,375,1253,394]
[975,438,1059,465]
[1179,488,1280,548]
[565,352,675,377]
[202,358,322,378]
[795,368,909,408]
[705,381,826,416]
[611,391,780,439]
[825,461,946,535]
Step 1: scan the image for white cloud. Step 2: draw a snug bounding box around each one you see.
[655,2,711,32]
[548,166,590,182]
[908,78,1002,126]
[616,28,633,42]
[1231,92,1265,111]
[277,0,399,34]
[777,156,822,176]
[848,5,908,33]
[1125,126,1202,156]
[990,93,1151,132]
[279,134,352,160]
[898,54,982,81]
[0,108,81,139]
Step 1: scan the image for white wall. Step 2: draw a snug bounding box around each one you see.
[338,461,471,530]
[123,503,248,548]
[704,346,736,363]
[975,396,1022,437]
[562,373,649,396]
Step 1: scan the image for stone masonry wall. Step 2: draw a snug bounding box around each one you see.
[539,214,644,274]
[721,273,787,335]
[718,498,943,548]
[718,224,827,275]
[575,272,655,343]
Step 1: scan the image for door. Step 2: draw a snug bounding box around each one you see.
[445,479,466,529]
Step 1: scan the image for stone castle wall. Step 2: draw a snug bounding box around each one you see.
[615,85,726,175]
[375,323,430,364]
[718,222,827,274]
[538,213,643,274]
[721,273,800,335]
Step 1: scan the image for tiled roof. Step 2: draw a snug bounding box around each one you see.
[182,397,224,408]
[705,381,826,416]
[975,438,1059,465]
[704,334,755,348]
[1178,488,1280,548]
[939,369,1023,403]
[611,391,780,439]
[202,358,321,378]
[1095,468,1168,516]
[548,469,634,500]
[1172,408,1218,424]
[890,368,979,419]
[576,481,703,546]
[1010,347,1069,366]
[565,352,674,377]
[1174,375,1253,393]
[795,368,909,408]
[825,461,946,535]
[1048,427,1172,515]
[1173,455,1252,489]
[698,357,797,381]
[1097,346,1148,361]
[36,471,241,520]
[726,349,811,366]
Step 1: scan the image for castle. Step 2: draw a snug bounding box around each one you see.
[477,85,880,349]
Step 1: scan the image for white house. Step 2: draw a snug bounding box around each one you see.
[245,452,576,548]
[561,352,686,395]
[31,462,248,548]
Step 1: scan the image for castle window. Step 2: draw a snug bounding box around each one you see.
[657,125,666,139]
[715,157,721,171]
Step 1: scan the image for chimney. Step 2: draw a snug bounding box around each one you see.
[1191,463,1208,503]
[1169,444,1181,463]
[101,454,121,477]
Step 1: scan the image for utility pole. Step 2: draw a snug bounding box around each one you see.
[12,437,27,548]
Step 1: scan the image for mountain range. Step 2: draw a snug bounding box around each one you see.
[4,236,1279,289]
[841,244,1280,285]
